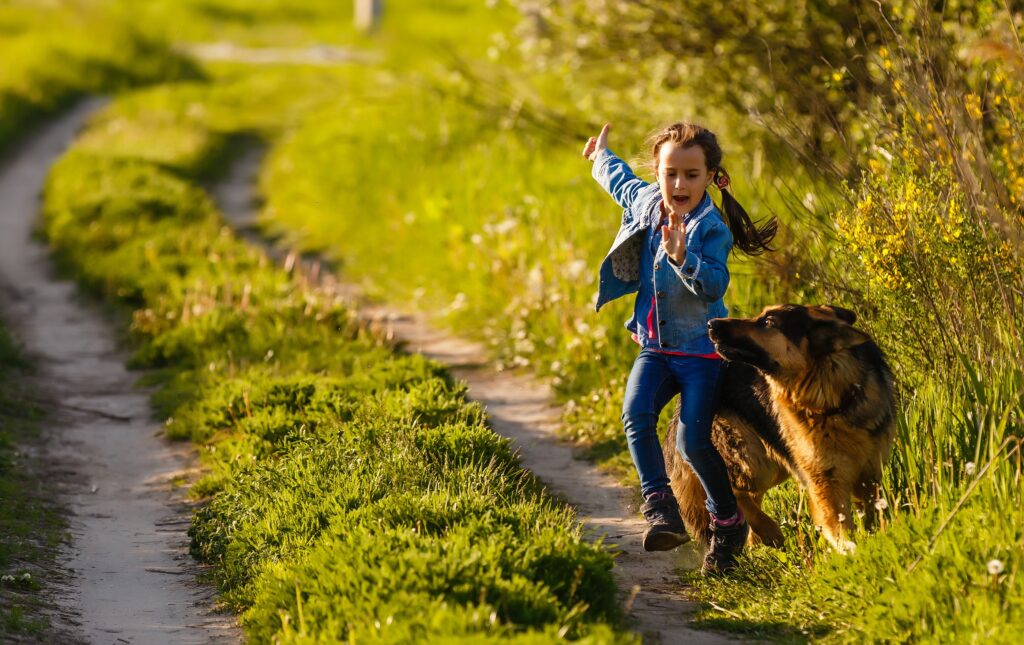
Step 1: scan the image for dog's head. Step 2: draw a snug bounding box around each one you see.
[707,304,871,381]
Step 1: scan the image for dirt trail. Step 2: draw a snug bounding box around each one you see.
[216,145,736,643]
[0,102,240,643]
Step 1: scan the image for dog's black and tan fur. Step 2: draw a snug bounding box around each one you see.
[663,304,896,553]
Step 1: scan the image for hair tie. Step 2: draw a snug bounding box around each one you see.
[714,167,731,190]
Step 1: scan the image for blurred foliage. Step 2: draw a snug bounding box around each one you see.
[0,1,200,150]
[510,0,1018,174]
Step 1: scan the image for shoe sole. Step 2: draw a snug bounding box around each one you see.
[642,531,691,552]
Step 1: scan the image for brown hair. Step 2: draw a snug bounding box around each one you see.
[647,122,777,256]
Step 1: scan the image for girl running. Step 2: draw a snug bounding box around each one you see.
[583,121,776,574]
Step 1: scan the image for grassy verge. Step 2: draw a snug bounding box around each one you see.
[39,83,627,641]
[0,1,200,151]
[240,4,1024,641]
[9,0,1021,639]
[0,326,65,641]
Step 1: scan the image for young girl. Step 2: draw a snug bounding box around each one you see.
[582,122,776,574]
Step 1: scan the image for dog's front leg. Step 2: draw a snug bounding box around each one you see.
[804,474,857,554]
[736,491,784,548]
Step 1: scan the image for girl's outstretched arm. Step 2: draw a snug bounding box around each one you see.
[584,124,649,210]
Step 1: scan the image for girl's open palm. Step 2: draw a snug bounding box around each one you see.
[582,123,611,161]
[661,211,687,265]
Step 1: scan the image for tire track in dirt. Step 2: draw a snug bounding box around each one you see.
[215,144,738,644]
[0,102,240,643]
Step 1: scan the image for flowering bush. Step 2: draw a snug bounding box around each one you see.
[835,149,1021,377]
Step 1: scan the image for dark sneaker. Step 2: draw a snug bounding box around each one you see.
[701,512,749,576]
[640,492,690,551]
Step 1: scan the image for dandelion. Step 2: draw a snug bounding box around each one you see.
[493,218,518,235]
[515,338,535,354]
[965,461,976,476]
[874,497,889,512]
[20,573,30,582]
[0,575,13,583]
[988,559,1004,576]
[566,259,588,280]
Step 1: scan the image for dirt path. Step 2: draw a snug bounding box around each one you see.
[215,145,736,644]
[0,102,240,643]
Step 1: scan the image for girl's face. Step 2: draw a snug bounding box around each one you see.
[657,142,712,217]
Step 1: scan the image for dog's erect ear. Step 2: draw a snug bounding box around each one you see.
[818,305,857,325]
[812,320,872,353]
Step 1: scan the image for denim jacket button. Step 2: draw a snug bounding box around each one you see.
[653,262,660,270]
[659,320,666,326]
[656,291,665,299]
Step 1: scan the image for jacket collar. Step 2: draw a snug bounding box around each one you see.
[685,191,715,225]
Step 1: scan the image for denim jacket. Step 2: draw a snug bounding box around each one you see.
[592,148,732,352]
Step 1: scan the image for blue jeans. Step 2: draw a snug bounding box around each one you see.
[622,348,738,518]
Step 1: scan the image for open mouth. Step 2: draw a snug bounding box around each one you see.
[671,195,689,206]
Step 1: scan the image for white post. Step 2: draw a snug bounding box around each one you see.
[355,0,382,32]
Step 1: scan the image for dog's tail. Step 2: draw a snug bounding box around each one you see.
[663,423,713,545]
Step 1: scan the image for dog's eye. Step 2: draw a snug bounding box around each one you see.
[762,317,776,328]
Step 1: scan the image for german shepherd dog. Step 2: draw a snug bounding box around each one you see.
[663,304,896,553]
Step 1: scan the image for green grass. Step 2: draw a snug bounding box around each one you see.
[6,0,1023,640]
[39,82,628,641]
[0,326,64,640]
[0,1,200,151]
[231,5,1024,641]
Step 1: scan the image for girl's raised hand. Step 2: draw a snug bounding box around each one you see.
[582,123,611,161]
[661,211,687,265]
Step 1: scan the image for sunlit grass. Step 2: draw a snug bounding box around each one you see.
[39,79,628,641]
[4,0,1023,640]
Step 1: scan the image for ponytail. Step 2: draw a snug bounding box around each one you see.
[713,166,777,256]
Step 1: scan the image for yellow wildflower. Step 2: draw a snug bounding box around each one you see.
[965,94,983,120]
